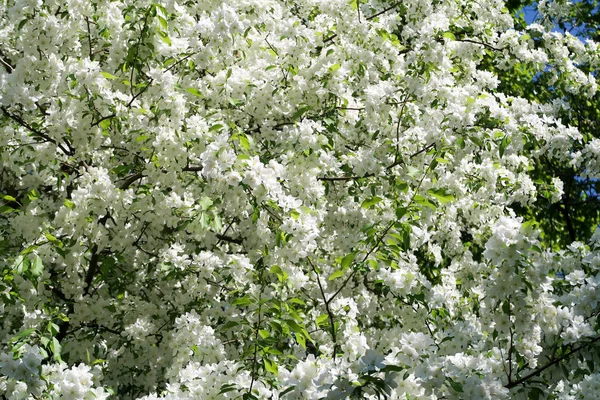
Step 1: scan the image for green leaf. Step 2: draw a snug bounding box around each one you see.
[264,358,278,374]
[258,329,270,339]
[292,106,311,120]
[286,319,310,340]
[101,71,118,80]
[361,196,383,209]
[48,322,60,336]
[51,337,62,361]
[295,332,306,348]
[219,384,238,395]
[14,255,30,274]
[10,328,36,343]
[31,255,44,277]
[27,189,39,201]
[270,265,283,274]
[316,314,329,326]
[382,364,404,372]
[502,300,511,315]
[99,119,111,130]
[414,195,437,210]
[328,270,344,280]
[399,223,412,250]
[395,207,408,219]
[209,124,224,132]
[63,199,75,210]
[239,135,250,151]
[186,87,203,97]
[499,135,511,158]
[329,63,341,72]
[396,179,409,193]
[280,386,296,397]
[442,32,456,41]
[229,98,244,107]
[367,259,378,270]
[232,297,253,306]
[427,188,455,204]
[220,321,240,330]
[45,232,61,245]
[448,379,463,393]
[528,387,545,400]
[341,253,355,269]
[3,195,17,202]
[158,16,168,29]
[198,197,213,210]
[157,31,171,45]
[288,297,306,306]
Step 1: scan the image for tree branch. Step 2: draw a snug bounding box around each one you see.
[83,214,110,296]
[455,38,502,52]
[307,257,338,360]
[326,148,436,304]
[215,233,243,245]
[0,55,14,73]
[317,142,435,181]
[119,165,203,190]
[323,2,401,43]
[86,17,94,60]
[505,335,600,389]
[1,106,73,155]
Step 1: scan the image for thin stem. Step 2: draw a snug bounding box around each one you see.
[248,261,265,395]
[0,56,14,73]
[317,142,435,181]
[83,214,110,296]
[367,2,401,21]
[505,335,600,389]
[456,38,502,52]
[307,257,338,360]
[86,17,94,60]
[119,165,203,190]
[164,52,198,73]
[323,2,401,43]
[1,106,72,155]
[130,7,152,98]
[326,147,437,305]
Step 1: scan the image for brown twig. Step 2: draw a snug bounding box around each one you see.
[83,214,110,295]
[326,147,437,305]
[317,142,435,181]
[323,2,401,43]
[456,38,502,52]
[85,17,94,60]
[1,106,73,155]
[119,165,203,190]
[505,335,600,389]
[307,257,339,360]
[0,56,14,73]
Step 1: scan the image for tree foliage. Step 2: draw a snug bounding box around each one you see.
[1,0,599,399]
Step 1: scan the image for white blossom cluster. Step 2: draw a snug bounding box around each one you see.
[1,0,599,399]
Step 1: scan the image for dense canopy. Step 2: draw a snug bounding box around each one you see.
[1,0,599,399]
